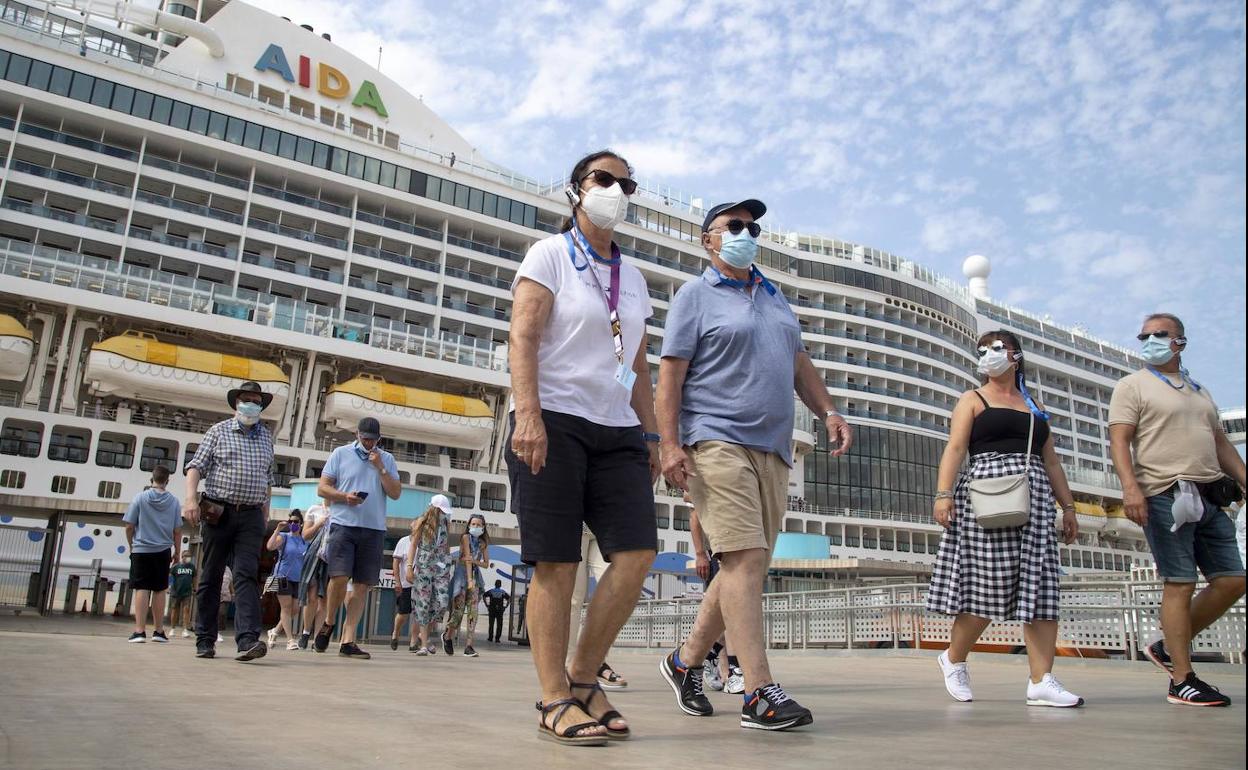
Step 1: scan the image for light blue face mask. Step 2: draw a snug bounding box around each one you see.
[236,402,263,424]
[717,229,758,269]
[1140,335,1175,366]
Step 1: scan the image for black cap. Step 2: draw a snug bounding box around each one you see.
[701,199,767,232]
[357,417,381,439]
[226,381,274,410]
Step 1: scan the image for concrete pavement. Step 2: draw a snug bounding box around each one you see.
[0,617,1243,770]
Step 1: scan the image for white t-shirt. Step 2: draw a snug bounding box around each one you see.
[393,535,413,589]
[511,233,653,427]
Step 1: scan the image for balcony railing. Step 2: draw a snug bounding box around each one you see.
[143,156,248,189]
[247,218,347,250]
[444,266,510,290]
[10,160,132,197]
[242,252,343,283]
[442,297,509,321]
[3,197,123,233]
[355,211,442,242]
[135,189,244,225]
[351,243,441,274]
[128,227,234,260]
[18,123,140,161]
[253,184,352,217]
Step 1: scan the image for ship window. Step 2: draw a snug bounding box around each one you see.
[495,197,510,221]
[225,116,245,144]
[329,147,348,174]
[468,188,483,213]
[278,132,297,160]
[363,156,380,184]
[149,95,172,124]
[3,53,31,84]
[312,142,330,169]
[673,508,690,531]
[169,101,191,130]
[69,72,95,101]
[96,432,135,469]
[346,152,364,178]
[482,192,496,217]
[0,470,24,489]
[425,175,440,199]
[438,180,455,206]
[98,481,122,499]
[260,126,280,154]
[243,121,262,150]
[523,204,537,229]
[510,201,526,226]
[48,426,91,464]
[90,79,113,108]
[51,475,76,495]
[295,137,314,165]
[1,419,42,457]
[182,443,199,471]
[131,90,154,120]
[655,509,670,529]
[111,83,134,113]
[378,161,395,188]
[409,170,426,196]
[207,111,227,140]
[49,66,73,96]
[140,438,178,473]
[394,166,409,191]
[26,59,51,90]
[273,456,299,488]
[453,184,469,209]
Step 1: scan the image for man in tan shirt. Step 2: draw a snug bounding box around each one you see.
[1109,312,1245,708]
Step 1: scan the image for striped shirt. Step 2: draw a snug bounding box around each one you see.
[186,418,274,505]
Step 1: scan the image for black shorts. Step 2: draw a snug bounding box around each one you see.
[277,578,300,597]
[506,410,657,565]
[129,551,171,591]
[325,525,384,585]
[394,587,413,615]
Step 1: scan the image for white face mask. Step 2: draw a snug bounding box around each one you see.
[578,182,629,230]
[976,349,1015,377]
[468,525,485,537]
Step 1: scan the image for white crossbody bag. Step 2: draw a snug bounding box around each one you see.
[969,411,1035,529]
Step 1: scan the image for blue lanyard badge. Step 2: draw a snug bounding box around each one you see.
[711,265,777,296]
[1146,366,1201,392]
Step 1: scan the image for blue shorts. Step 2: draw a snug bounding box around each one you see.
[325,525,385,586]
[1144,488,1245,583]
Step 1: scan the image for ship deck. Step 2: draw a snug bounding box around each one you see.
[0,615,1242,769]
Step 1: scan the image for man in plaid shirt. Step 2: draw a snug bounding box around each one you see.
[183,381,276,662]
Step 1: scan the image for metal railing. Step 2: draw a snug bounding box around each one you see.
[613,581,1246,663]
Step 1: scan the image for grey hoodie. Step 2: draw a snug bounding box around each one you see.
[123,487,181,554]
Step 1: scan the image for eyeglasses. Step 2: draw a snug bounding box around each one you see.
[976,341,1011,357]
[579,169,637,196]
[1137,330,1186,344]
[710,218,762,238]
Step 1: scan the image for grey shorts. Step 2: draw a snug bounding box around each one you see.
[325,525,385,586]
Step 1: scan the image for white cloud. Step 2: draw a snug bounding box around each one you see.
[1024,192,1062,214]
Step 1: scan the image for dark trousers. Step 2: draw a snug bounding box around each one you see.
[195,505,264,649]
[488,608,505,642]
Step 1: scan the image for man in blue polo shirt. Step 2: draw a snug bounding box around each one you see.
[657,199,853,732]
[314,417,401,658]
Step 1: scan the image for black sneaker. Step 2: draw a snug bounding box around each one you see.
[235,640,268,662]
[741,683,814,731]
[298,632,310,650]
[313,623,334,653]
[151,630,169,644]
[390,637,399,651]
[1168,672,1231,707]
[443,634,454,656]
[339,642,371,659]
[659,647,713,716]
[195,642,215,659]
[128,631,146,644]
[463,646,478,657]
[1144,639,1174,674]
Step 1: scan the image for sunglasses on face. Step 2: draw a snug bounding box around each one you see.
[711,218,762,238]
[976,341,1012,357]
[579,169,637,196]
[1137,330,1186,343]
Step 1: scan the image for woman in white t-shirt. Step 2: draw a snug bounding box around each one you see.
[507,150,660,746]
[296,500,330,650]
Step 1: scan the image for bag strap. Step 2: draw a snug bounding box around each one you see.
[1023,411,1035,473]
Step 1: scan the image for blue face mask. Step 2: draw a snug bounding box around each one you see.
[354,444,370,461]
[236,402,263,425]
[1140,336,1175,366]
[717,230,758,269]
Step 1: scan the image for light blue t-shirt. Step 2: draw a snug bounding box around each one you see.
[123,488,181,554]
[321,442,399,531]
[661,267,804,466]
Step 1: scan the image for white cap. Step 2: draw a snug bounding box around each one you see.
[430,494,453,514]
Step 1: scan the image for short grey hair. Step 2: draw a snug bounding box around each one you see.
[1143,313,1184,337]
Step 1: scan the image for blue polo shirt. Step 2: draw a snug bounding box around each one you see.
[661,267,803,466]
[321,442,399,531]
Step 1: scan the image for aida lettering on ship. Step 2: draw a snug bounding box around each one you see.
[254,43,387,117]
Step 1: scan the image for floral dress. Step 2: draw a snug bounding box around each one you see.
[447,534,486,635]
[410,512,451,626]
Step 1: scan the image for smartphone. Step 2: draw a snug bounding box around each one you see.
[355,491,369,500]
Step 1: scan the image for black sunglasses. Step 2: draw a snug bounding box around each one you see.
[1137,330,1185,343]
[711,218,762,238]
[579,169,637,196]
[976,340,1011,357]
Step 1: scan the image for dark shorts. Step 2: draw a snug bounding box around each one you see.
[705,553,721,586]
[506,410,658,565]
[1144,488,1245,582]
[129,551,171,591]
[325,525,385,585]
[277,578,300,597]
[394,587,413,615]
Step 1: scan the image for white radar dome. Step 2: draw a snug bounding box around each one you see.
[962,254,991,299]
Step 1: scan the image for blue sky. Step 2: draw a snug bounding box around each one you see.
[250,0,1246,407]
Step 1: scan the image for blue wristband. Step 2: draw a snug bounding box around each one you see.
[642,432,661,443]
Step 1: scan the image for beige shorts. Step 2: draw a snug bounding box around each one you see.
[686,440,788,556]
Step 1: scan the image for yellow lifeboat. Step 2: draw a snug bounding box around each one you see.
[1102,504,1145,539]
[0,314,34,382]
[84,332,289,414]
[1072,501,1107,534]
[323,374,494,450]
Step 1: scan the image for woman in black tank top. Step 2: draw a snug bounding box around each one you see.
[925,331,1085,708]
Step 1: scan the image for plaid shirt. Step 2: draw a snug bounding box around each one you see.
[186,418,274,505]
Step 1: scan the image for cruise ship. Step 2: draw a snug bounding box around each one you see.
[0,0,1230,612]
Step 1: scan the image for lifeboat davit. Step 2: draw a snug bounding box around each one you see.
[85,332,289,414]
[0,314,33,382]
[323,374,494,450]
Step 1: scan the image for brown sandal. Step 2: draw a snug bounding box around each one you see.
[535,698,608,746]
[569,678,630,740]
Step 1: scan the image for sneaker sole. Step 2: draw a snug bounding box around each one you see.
[1143,646,1174,675]
[597,680,627,690]
[235,645,267,662]
[1026,698,1084,708]
[658,656,712,717]
[128,638,146,643]
[1166,695,1230,707]
[740,713,814,731]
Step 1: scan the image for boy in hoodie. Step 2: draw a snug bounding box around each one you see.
[124,465,182,643]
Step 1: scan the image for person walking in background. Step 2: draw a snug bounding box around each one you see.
[927,331,1082,708]
[315,417,401,659]
[217,566,234,644]
[444,513,489,657]
[124,465,181,644]
[183,381,276,662]
[507,150,659,745]
[657,198,851,731]
[169,552,196,638]
[390,520,417,651]
[568,530,628,690]
[405,494,454,655]
[296,497,331,650]
[689,495,738,694]
[483,579,510,644]
[1109,313,1245,707]
[264,510,307,651]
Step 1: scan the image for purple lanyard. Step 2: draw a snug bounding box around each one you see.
[565,230,625,363]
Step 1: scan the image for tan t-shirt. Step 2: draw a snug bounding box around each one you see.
[1108,368,1223,496]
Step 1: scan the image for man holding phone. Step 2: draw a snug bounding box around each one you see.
[315,417,401,658]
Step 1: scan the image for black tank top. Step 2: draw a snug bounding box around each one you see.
[968,391,1049,456]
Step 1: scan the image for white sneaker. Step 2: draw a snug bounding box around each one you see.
[938,651,973,702]
[724,666,745,695]
[266,629,278,648]
[216,634,224,643]
[286,640,300,651]
[1026,673,1084,708]
[703,660,725,691]
[181,629,191,638]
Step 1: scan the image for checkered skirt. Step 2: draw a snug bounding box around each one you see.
[925,452,1060,622]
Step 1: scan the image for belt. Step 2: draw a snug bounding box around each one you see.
[224,502,263,512]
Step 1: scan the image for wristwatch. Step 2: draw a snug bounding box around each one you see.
[825,409,840,419]
[642,432,661,443]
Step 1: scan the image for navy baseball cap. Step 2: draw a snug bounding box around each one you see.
[701,199,767,232]
[357,417,381,439]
